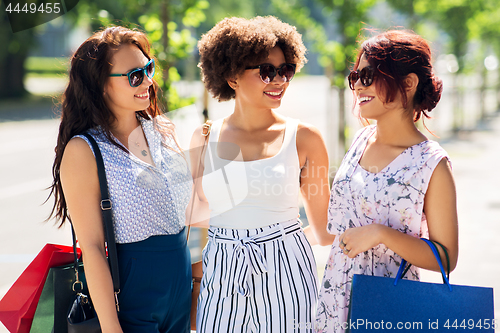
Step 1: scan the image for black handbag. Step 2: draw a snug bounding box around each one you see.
[66,133,121,333]
[65,229,101,333]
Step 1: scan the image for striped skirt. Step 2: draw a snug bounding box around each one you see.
[196,219,318,332]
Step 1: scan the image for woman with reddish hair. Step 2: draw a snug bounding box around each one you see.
[48,26,192,332]
[315,30,459,332]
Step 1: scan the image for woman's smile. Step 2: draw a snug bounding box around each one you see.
[135,90,149,99]
[358,94,374,106]
[264,89,283,100]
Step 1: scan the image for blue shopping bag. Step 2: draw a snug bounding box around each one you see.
[347,239,495,332]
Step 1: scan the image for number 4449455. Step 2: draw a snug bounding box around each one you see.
[444,319,497,330]
[5,2,61,14]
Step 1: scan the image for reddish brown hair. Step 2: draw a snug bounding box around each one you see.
[354,30,443,121]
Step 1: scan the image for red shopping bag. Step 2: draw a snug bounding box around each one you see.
[0,244,80,333]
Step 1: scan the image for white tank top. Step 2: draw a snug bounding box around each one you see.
[202,117,301,229]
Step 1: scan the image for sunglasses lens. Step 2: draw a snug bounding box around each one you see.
[146,60,155,78]
[259,64,276,84]
[129,69,143,87]
[348,67,374,90]
[258,64,296,83]
[279,64,296,82]
[348,71,359,90]
[360,67,374,87]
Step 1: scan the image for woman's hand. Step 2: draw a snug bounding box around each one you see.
[338,224,385,258]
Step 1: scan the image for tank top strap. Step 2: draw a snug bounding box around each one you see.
[208,119,224,144]
[279,117,299,157]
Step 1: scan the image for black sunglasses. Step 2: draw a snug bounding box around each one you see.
[348,66,375,90]
[245,63,297,84]
[109,59,155,87]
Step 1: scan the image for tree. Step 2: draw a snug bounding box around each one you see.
[0,0,208,111]
[0,6,37,98]
[63,0,209,112]
[468,0,500,118]
[388,0,481,130]
[138,0,209,111]
[274,0,377,158]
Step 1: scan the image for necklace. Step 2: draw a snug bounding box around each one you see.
[134,141,148,156]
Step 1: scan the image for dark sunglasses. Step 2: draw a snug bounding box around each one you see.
[245,63,297,84]
[348,66,375,90]
[109,58,155,87]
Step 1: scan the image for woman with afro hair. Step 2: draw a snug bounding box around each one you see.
[189,16,335,332]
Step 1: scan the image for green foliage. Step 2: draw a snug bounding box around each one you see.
[138,3,203,111]
[25,57,68,75]
[60,0,209,111]
[388,0,484,74]
[182,0,209,27]
[468,1,500,55]
[277,0,377,88]
[0,11,38,97]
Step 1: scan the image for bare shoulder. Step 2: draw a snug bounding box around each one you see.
[296,121,328,167]
[427,157,455,192]
[60,137,96,177]
[296,121,326,146]
[431,157,454,182]
[63,137,94,159]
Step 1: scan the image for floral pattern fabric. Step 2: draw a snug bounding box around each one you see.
[315,125,449,332]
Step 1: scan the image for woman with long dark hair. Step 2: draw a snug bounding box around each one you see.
[48,26,192,332]
[315,30,459,332]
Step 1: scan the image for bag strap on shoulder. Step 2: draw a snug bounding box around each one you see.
[186,120,212,241]
[74,133,120,310]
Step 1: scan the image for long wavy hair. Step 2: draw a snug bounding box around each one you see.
[47,26,171,227]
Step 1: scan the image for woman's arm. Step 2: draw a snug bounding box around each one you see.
[185,125,210,228]
[339,158,459,273]
[297,123,336,246]
[60,138,122,333]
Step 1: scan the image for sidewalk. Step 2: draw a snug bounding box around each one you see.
[437,113,500,319]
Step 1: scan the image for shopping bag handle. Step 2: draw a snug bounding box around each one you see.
[394,238,452,291]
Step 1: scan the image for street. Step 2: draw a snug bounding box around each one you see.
[1,75,499,331]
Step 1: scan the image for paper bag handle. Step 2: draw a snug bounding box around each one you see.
[394,238,452,291]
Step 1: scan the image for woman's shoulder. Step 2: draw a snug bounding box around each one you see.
[72,127,106,143]
[353,124,375,140]
[400,139,451,175]
[295,120,328,153]
[294,115,331,139]
[342,125,374,152]
[413,139,450,161]
[61,135,97,172]
[189,120,219,151]
[296,120,322,137]
[421,139,448,153]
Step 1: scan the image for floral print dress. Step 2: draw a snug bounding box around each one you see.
[315,125,450,333]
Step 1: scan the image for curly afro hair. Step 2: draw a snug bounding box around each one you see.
[198,16,307,101]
